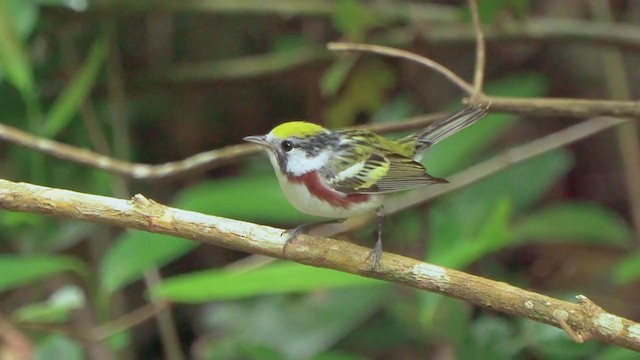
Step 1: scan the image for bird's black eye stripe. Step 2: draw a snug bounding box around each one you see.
[281,140,294,152]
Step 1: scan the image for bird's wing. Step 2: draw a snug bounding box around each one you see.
[324,149,446,195]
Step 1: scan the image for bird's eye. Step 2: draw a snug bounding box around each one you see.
[281,140,294,152]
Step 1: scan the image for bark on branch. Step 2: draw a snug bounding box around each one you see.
[0,179,638,351]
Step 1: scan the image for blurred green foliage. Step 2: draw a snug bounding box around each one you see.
[0,0,637,359]
[0,255,86,292]
[153,262,385,303]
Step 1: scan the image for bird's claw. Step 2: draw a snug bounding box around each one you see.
[365,239,383,271]
[281,219,346,255]
[282,225,306,254]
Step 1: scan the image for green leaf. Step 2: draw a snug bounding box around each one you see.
[418,292,470,336]
[174,174,317,224]
[239,345,287,360]
[0,255,86,292]
[488,73,549,98]
[458,316,521,360]
[3,0,38,39]
[35,335,83,360]
[514,202,632,246]
[428,150,572,265]
[418,200,512,330]
[371,95,416,123]
[436,198,513,268]
[484,150,572,210]
[0,212,43,227]
[105,330,131,352]
[153,262,384,303]
[320,55,357,97]
[0,0,35,93]
[44,34,108,138]
[613,251,640,285]
[423,111,514,177]
[100,231,197,294]
[325,60,396,128]
[462,0,530,23]
[597,346,640,360]
[313,351,364,360]
[332,0,380,40]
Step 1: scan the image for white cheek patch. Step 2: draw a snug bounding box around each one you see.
[286,150,329,176]
[264,132,329,176]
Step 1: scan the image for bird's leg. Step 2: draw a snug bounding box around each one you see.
[282,218,346,254]
[365,206,384,270]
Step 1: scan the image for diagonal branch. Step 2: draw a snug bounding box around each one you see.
[0,179,638,351]
[0,113,445,180]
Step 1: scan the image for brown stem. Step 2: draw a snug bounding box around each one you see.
[468,0,485,96]
[328,42,475,95]
[471,95,640,118]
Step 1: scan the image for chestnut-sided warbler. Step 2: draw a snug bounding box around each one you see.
[244,106,487,269]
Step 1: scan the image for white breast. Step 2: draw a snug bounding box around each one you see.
[274,170,383,218]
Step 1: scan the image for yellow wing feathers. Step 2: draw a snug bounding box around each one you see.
[326,142,445,195]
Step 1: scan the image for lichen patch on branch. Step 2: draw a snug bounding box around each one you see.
[410,263,450,291]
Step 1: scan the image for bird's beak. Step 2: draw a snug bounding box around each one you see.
[243,135,269,147]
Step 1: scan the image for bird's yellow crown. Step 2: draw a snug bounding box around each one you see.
[271,121,327,139]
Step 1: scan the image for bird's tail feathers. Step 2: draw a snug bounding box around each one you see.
[410,105,488,153]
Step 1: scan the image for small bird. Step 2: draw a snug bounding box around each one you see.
[244,105,487,269]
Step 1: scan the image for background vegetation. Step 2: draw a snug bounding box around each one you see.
[0,0,639,359]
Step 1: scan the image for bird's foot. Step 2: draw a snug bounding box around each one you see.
[282,219,346,255]
[281,224,310,255]
[365,238,383,271]
[365,207,385,271]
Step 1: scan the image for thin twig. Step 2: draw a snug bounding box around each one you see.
[468,0,485,96]
[470,95,640,118]
[17,301,171,342]
[0,113,445,180]
[416,17,640,50]
[328,42,476,95]
[0,182,639,351]
[91,301,170,341]
[141,271,185,360]
[554,312,585,343]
